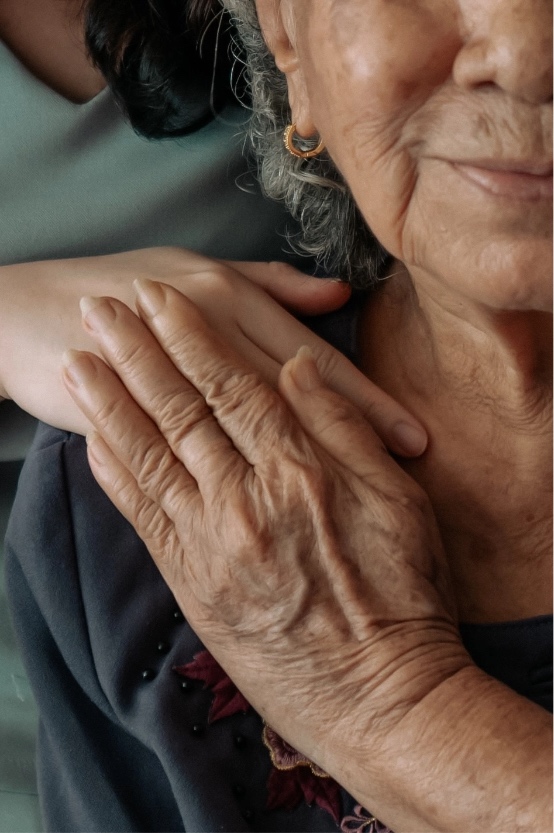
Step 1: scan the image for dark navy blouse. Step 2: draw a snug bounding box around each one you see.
[5,299,552,832]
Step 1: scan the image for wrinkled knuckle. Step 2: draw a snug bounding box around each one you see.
[159,321,199,358]
[108,469,135,507]
[311,343,343,385]
[109,338,151,372]
[134,442,178,498]
[215,367,259,396]
[91,394,129,432]
[151,387,210,439]
[170,409,215,455]
[134,497,166,542]
[210,369,269,418]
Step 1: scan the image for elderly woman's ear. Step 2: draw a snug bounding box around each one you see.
[255,0,318,139]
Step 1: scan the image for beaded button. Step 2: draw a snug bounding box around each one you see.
[191,723,205,737]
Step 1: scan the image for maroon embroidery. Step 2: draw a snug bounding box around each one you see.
[263,725,330,778]
[175,650,388,831]
[263,725,342,822]
[340,804,391,833]
[265,765,305,812]
[267,764,342,823]
[173,651,250,722]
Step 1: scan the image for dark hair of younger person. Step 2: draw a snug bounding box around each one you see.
[83,0,240,139]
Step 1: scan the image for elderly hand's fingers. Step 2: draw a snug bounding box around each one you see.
[140,275,427,458]
[144,260,426,457]
[317,349,428,458]
[85,430,183,572]
[61,348,200,517]
[131,280,305,468]
[278,347,420,486]
[77,296,251,489]
[219,260,351,315]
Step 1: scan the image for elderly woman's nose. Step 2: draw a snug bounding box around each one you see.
[453,0,553,104]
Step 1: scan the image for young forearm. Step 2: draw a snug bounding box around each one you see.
[326,665,552,833]
[0,251,429,451]
[0,249,336,434]
[0,258,140,433]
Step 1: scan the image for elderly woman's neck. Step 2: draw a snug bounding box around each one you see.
[370,264,552,421]
[359,266,552,623]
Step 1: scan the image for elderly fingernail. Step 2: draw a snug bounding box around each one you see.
[62,349,98,386]
[290,346,321,392]
[80,296,116,331]
[86,431,109,466]
[133,278,165,317]
[392,421,427,457]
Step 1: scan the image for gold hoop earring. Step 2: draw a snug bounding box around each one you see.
[283,124,325,159]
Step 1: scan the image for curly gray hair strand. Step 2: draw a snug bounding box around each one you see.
[222,0,390,287]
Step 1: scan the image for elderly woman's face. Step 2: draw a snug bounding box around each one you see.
[262,0,552,311]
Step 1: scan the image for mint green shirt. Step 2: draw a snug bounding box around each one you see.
[0,40,298,833]
[0,40,291,265]
[0,40,300,457]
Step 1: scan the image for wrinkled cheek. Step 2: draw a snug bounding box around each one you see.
[303,0,458,136]
[330,116,421,262]
[306,41,413,158]
[300,12,451,262]
[304,62,421,257]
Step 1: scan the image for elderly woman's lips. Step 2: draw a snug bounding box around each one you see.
[451,162,553,201]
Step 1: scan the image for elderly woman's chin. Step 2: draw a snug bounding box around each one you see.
[388,192,553,314]
[442,191,550,313]
[433,234,553,313]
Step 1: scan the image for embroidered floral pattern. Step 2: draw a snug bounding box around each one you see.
[262,725,329,777]
[262,725,342,822]
[340,804,391,833]
[174,650,250,722]
[175,651,390,831]
[266,758,343,823]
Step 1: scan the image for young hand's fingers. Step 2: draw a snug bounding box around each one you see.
[77,296,251,491]
[230,293,427,457]
[219,259,351,314]
[61,348,199,517]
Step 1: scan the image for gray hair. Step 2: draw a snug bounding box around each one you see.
[222,0,390,287]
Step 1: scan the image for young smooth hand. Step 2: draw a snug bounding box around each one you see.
[1,249,425,456]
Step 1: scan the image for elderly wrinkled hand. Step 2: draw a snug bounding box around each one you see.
[62,278,470,774]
